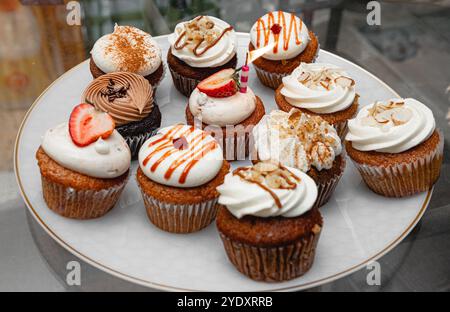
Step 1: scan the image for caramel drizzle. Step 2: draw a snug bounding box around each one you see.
[256,11,303,54]
[142,125,218,184]
[174,16,233,56]
[232,165,300,209]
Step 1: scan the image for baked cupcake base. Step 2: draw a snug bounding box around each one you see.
[185,96,265,161]
[275,86,359,139]
[36,147,129,219]
[216,206,322,282]
[136,161,230,233]
[167,48,238,97]
[116,103,162,159]
[345,130,443,197]
[89,57,164,89]
[249,31,319,90]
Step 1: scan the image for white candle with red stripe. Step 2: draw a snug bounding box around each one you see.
[239,53,250,93]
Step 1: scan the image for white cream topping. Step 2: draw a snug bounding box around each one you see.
[253,109,342,172]
[281,63,356,113]
[91,25,162,76]
[42,123,131,178]
[217,166,317,218]
[250,11,310,61]
[138,125,224,188]
[189,88,256,126]
[168,16,237,68]
[346,98,435,153]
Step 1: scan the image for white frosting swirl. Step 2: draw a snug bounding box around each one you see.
[91,25,162,76]
[281,63,356,113]
[346,98,435,153]
[168,16,237,68]
[138,125,223,188]
[253,109,342,171]
[189,88,256,126]
[217,166,317,218]
[42,123,131,178]
[250,11,310,61]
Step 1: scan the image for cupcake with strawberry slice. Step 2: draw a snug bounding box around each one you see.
[36,103,131,219]
[185,68,265,160]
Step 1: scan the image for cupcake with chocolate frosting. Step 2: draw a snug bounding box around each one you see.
[83,72,161,158]
[90,25,164,89]
[276,63,359,138]
[216,162,322,282]
[249,11,319,90]
[345,98,443,197]
[167,16,238,96]
[253,109,345,208]
[137,124,230,233]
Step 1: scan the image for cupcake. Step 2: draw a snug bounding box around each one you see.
[83,72,161,158]
[249,11,319,90]
[216,162,322,282]
[36,104,131,219]
[137,124,230,233]
[167,16,237,96]
[90,25,164,89]
[345,98,443,197]
[185,68,265,160]
[275,62,359,139]
[253,109,345,208]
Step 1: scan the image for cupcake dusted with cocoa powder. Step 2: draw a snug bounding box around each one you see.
[216,162,322,282]
[137,124,230,233]
[253,109,345,208]
[249,11,319,89]
[36,104,131,219]
[186,69,265,160]
[345,98,443,197]
[167,16,238,96]
[276,63,359,139]
[90,25,164,89]
[83,72,161,158]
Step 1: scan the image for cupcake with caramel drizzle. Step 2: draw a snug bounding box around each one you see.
[167,16,238,96]
[249,11,319,89]
[83,72,161,158]
[136,124,230,233]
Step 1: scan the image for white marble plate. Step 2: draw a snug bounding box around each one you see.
[14,33,432,291]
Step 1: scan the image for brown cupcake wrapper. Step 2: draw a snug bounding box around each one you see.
[333,119,348,141]
[168,66,200,97]
[253,43,320,90]
[314,153,346,209]
[219,224,322,282]
[139,189,220,233]
[41,175,128,219]
[151,62,166,92]
[350,131,444,197]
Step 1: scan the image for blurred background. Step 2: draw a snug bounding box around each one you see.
[1,0,450,291]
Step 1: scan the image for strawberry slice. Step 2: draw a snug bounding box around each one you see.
[197,68,238,98]
[69,103,115,147]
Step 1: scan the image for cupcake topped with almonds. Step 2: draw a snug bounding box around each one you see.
[249,11,319,89]
[345,98,442,197]
[276,63,359,138]
[83,72,161,158]
[167,16,238,96]
[216,162,322,282]
[90,25,163,88]
[253,109,345,208]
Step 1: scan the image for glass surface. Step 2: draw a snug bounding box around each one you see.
[0,0,449,291]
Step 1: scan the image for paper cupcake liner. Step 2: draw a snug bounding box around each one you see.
[253,42,320,90]
[313,156,346,209]
[168,66,200,97]
[139,189,220,233]
[151,62,166,93]
[124,129,159,159]
[219,224,322,282]
[334,119,348,141]
[41,175,128,219]
[350,131,444,197]
[218,130,251,161]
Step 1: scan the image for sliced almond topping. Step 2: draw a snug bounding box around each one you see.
[254,161,279,173]
[334,76,355,88]
[298,72,310,83]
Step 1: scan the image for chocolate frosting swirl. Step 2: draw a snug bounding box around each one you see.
[83,72,154,126]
